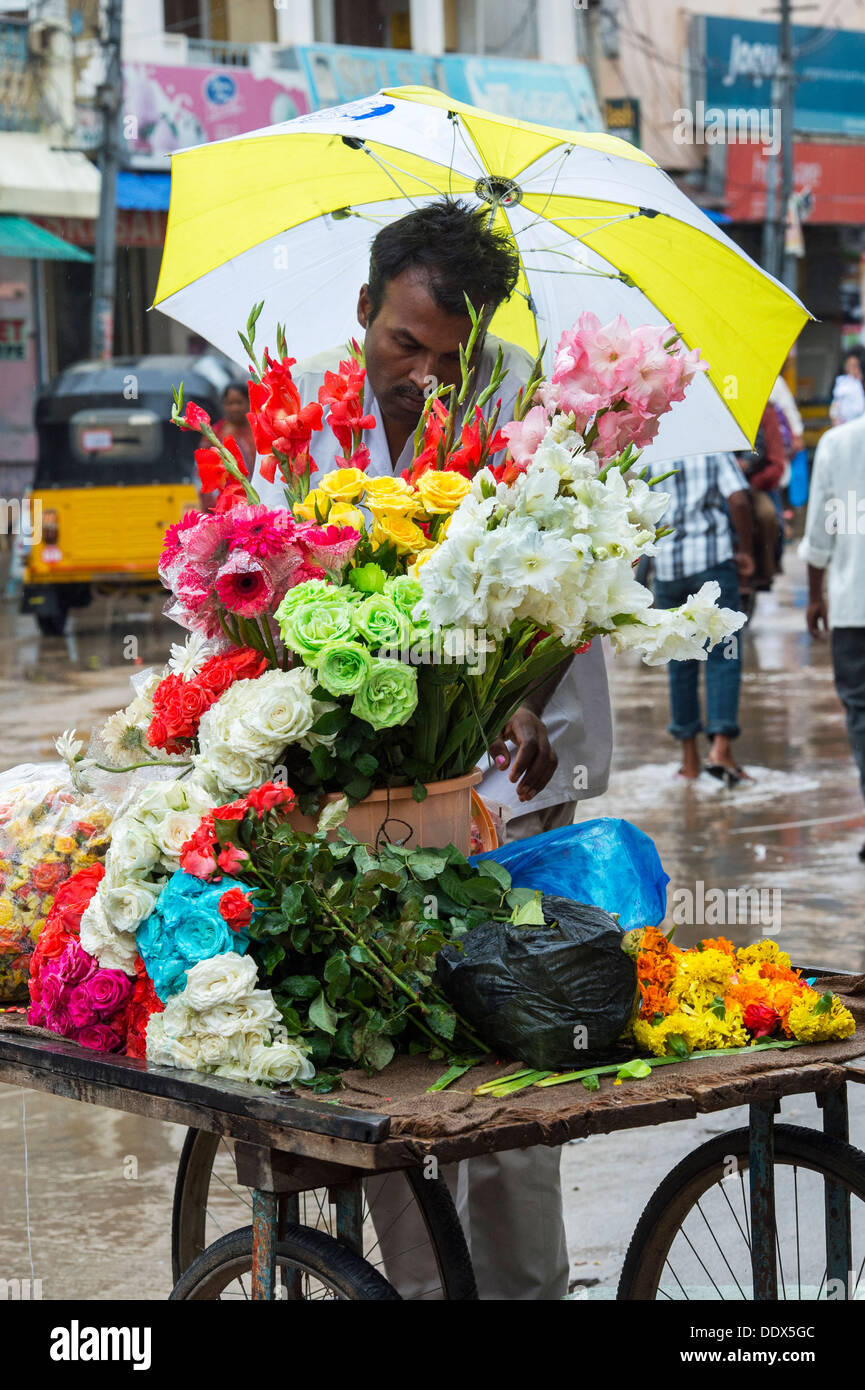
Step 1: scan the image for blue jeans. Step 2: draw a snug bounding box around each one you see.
[653,559,744,741]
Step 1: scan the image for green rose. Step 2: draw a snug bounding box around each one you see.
[281,597,356,661]
[348,562,387,595]
[352,594,410,653]
[387,575,426,618]
[314,640,373,697]
[275,579,334,627]
[351,659,418,731]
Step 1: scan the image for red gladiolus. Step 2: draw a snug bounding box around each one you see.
[181,401,211,431]
[195,435,249,494]
[247,351,324,464]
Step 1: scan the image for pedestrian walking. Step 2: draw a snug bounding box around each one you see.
[800,413,865,860]
[653,452,754,787]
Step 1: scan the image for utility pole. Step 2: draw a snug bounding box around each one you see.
[90,0,123,360]
[778,0,797,291]
[760,0,797,288]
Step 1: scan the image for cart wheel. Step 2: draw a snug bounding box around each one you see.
[172,1129,477,1301]
[618,1123,865,1300]
[169,1223,401,1301]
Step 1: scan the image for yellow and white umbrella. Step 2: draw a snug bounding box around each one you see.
[153,85,810,461]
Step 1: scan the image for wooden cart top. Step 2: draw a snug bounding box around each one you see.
[3,972,865,1172]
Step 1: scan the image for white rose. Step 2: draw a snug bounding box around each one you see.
[79,893,139,973]
[133,780,189,821]
[243,669,316,751]
[195,1032,236,1068]
[146,1014,200,1071]
[101,878,159,934]
[194,742,273,796]
[245,1039,316,1085]
[106,818,159,878]
[195,991,283,1038]
[182,952,259,1011]
[153,809,202,866]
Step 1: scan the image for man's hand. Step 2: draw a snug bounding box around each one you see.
[807,598,829,638]
[735,550,755,589]
[488,706,557,803]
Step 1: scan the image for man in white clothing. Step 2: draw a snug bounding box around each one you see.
[800,413,865,859]
[254,199,613,1298]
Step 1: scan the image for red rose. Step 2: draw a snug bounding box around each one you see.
[213,800,248,821]
[31,861,70,893]
[180,816,219,879]
[743,1002,781,1038]
[217,886,255,931]
[246,782,296,816]
[217,844,249,874]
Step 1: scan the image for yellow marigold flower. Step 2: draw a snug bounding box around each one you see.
[318,467,368,503]
[788,995,855,1044]
[416,469,472,514]
[328,502,366,532]
[363,476,419,516]
[371,512,434,557]
[293,488,331,522]
[737,940,791,971]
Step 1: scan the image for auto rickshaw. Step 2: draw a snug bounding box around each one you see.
[21,354,240,635]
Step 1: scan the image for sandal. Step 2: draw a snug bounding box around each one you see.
[703,762,748,789]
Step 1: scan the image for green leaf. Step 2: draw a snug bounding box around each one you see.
[309,991,339,1035]
[317,795,349,833]
[615,1058,653,1081]
[814,992,834,1015]
[312,707,350,737]
[425,1003,457,1042]
[411,781,428,803]
[354,1028,395,1071]
[277,1004,302,1035]
[257,940,285,974]
[407,850,450,880]
[279,974,321,1000]
[280,882,306,924]
[667,1034,691,1059]
[323,950,352,999]
[710,994,726,1020]
[581,1073,601,1093]
[476,858,511,891]
[511,892,545,926]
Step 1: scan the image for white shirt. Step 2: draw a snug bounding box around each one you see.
[769,375,803,439]
[799,414,865,628]
[252,335,613,819]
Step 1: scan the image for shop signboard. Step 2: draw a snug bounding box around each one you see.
[438,54,601,130]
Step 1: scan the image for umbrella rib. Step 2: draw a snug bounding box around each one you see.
[513,147,573,234]
[360,146,453,202]
[449,113,488,181]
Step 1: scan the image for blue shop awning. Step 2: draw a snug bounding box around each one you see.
[116,171,171,212]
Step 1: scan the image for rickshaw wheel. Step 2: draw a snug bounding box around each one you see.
[169,1223,401,1301]
[618,1123,865,1300]
[172,1128,477,1301]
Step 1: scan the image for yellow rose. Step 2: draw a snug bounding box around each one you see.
[416,469,472,513]
[407,549,435,578]
[293,488,331,522]
[364,476,420,516]
[53,835,76,855]
[0,899,12,926]
[328,502,367,532]
[371,512,434,557]
[319,468,368,503]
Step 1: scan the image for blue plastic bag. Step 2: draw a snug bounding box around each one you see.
[788,448,810,508]
[471,817,669,929]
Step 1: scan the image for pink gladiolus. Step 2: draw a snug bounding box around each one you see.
[501,404,550,466]
[215,551,275,617]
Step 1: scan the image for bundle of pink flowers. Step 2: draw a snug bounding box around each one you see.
[504,313,708,464]
[160,503,361,643]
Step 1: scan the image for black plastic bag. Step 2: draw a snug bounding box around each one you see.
[435,896,636,1071]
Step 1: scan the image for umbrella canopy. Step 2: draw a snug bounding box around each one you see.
[153,85,810,461]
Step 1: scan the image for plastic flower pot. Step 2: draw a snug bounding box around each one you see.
[287,768,490,854]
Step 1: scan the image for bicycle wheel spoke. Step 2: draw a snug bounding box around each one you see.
[794,1167,802,1298]
[661,1259,690,1300]
[719,1178,751,1252]
[679,1225,727,1299]
[696,1193,748,1298]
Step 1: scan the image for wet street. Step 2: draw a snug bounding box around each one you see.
[0,548,864,1298]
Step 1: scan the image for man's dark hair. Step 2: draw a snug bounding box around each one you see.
[367,198,520,322]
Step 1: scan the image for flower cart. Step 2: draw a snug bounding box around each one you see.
[2,982,865,1300]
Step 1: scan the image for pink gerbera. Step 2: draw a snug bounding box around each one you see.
[227,504,297,558]
[183,512,232,570]
[215,550,275,617]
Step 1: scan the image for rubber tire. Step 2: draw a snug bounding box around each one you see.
[36,613,67,636]
[169,1222,402,1300]
[171,1128,478,1300]
[618,1122,865,1300]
